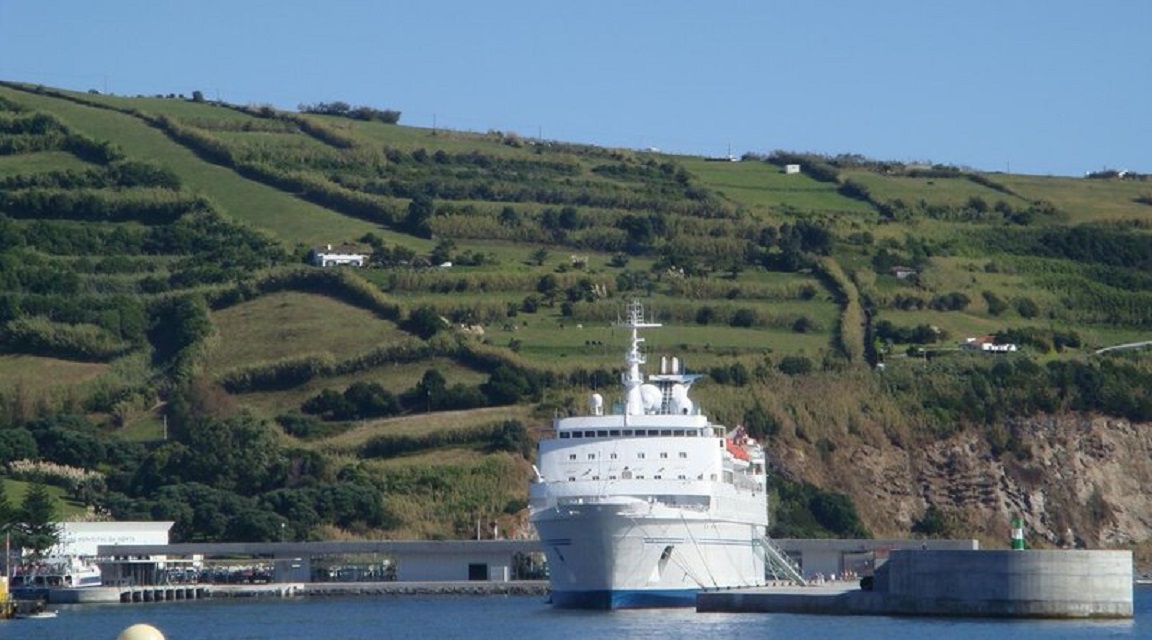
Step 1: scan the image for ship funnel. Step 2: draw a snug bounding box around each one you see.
[671,357,680,374]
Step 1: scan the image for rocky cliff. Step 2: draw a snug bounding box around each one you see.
[775,414,1152,549]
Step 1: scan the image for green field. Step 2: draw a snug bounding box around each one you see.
[684,157,874,215]
[1,478,88,520]
[0,150,93,177]
[205,291,409,373]
[840,170,1030,207]
[996,174,1152,223]
[0,86,383,246]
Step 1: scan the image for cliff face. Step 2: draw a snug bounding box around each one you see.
[777,415,1152,548]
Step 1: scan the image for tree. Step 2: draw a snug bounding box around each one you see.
[404,195,435,238]
[530,247,550,266]
[499,206,521,227]
[481,365,539,405]
[536,274,559,304]
[430,238,455,265]
[342,381,400,419]
[403,306,447,340]
[17,479,59,560]
[0,428,38,464]
[411,369,447,411]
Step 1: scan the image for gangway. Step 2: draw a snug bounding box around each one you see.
[756,535,808,586]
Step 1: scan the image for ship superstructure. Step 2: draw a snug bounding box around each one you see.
[529,300,768,608]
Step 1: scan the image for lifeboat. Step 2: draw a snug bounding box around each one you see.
[725,438,750,461]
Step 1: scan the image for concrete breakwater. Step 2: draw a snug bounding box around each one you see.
[28,580,550,605]
[699,549,1134,619]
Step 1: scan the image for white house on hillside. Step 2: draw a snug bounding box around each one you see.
[311,244,368,267]
[960,336,1018,353]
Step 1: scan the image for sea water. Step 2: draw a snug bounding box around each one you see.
[13,586,1151,640]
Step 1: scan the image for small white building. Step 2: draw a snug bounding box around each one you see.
[311,244,368,267]
[784,164,801,175]
[960,336,1018,353]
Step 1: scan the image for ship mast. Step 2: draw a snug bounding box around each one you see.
[623,299,660,416]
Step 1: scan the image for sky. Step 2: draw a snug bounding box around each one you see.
[1,0,1148,176]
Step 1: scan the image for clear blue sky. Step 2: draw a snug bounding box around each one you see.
[2,1,1148,176]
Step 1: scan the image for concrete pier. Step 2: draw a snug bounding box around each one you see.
[118,586,211,604]
[699,549,1134,619]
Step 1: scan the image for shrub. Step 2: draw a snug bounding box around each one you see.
[778,355,814,376]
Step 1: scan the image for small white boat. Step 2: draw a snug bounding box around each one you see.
[16,610,59,620]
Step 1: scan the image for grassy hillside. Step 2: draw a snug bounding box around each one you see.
[1,81,1150,543]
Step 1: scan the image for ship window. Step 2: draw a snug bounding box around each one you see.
[679,452,688,458]
[609,475,617,480]
[623,429,633,436]
[647,429,659,436]
[660,429,672,436]
[710,473,718,481]
[610,453,617,460]
[560,432,570,439]
[678,475,687,480]
[622,470,633,479]
[568,477,576,481]
[597,430,608,437]
[568,454,577,461]
[637,452,646,459]
[636,475,645,479]
[592,476,600,480]
[673,430,685,436]
[584,431,597,438]
[609,430,620,436]
[572,432,583,439]
[654,475,662,479]
[587,453,596,460]
[660,452,668,459]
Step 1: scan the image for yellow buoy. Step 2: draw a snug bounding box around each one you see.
[117,623,166,640]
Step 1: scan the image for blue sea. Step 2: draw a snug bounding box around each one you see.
[11,586,1151,640]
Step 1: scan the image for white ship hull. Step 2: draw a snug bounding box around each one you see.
[535,500,765,608]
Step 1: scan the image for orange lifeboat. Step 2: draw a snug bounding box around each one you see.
[725,438,750,461]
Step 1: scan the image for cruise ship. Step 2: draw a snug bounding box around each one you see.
[529,300,770,608]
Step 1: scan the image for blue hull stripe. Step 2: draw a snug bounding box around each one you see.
[550,589,697,609]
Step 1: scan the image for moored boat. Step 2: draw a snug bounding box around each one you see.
[10,556,102,593]
[529,300,770,608]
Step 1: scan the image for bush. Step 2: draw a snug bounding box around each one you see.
[778,355,814,376]
[729,308,757,328]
